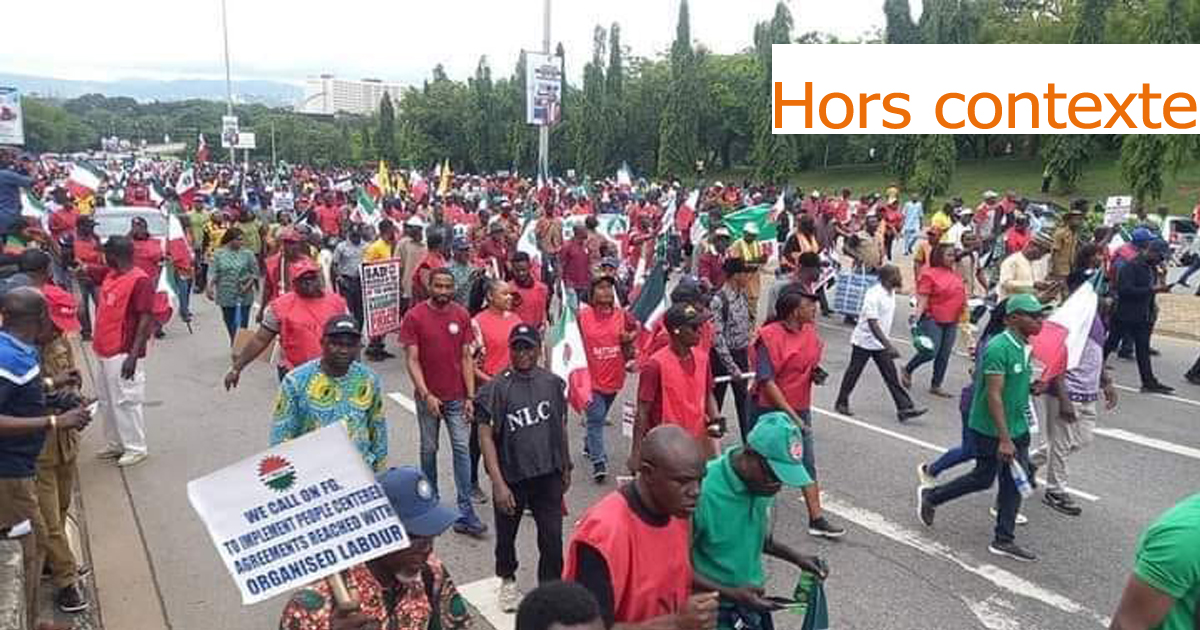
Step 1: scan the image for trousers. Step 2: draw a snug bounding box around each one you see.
[493,472,564,582]
[0,477,40,630]
[1029,396,1096,494]
[96,353,148,455]
[928,430,1031,544]
[35,433,79,589]
[416,399,481,528]
[836,345,915,413]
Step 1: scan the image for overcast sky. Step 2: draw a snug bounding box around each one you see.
[3,0,919,85]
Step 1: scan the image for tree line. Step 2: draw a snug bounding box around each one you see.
[18,0,1200,205]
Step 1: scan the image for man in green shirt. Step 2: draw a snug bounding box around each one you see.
[1109,493,1200,630]
[918,293,1050,563]
[691,412,828,630]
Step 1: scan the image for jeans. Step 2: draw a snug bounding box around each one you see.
[493,472,564,582]
[711,347,752,442]
[904,317,957,389]
[1177,257,1200,287]
[416,399,481,527]
[903,230,920,255]
[927,430,1031,544]
[1104,319,1158,387]
[177,277,193,320]
[928,400,974,477]
[836,345,915,413]
[221,305,251,343]
[77,280,98,337]
[584,392,617,468]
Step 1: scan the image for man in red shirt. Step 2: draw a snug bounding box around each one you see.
[578,275,637,482]
[128,216,164,280]
[411,230,448,303]
[510,252,549,330]
[399,268,487,538]
[92,235,157,468]
[478,222,511,278]
[630,304,722,472]
[314,191,342,238]
[696,227,731,292]
[72,216,105,341]
[559,224,592,304]
[261,227,310,308]
[48,188,79,243]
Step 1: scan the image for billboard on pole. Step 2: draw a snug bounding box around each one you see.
[221,115,240,148]
[236,132,257,150]
[525,52,563,126]
[0,87,25,146]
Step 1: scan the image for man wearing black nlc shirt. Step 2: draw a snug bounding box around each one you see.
[477,324,571,614]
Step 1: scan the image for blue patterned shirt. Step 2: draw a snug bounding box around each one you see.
[269,359,387,471]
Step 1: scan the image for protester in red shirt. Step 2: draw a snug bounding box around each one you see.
[412,231,448,303]
[478,222,511,277]
[314,191,342,238]
[1005,214,1033,255]
[128,216,164,280]
[578,275,638,482]
[753,288,845,538]
[630,304,722,471]
[261,227,310,308]
[903,243,966,397]
[72,215,105,340]
[48,188,79,242]
[696,228,731,291]
[399,268,487,537]
[92,236,157,467]
[559,224,592,304]
[509,252,549,330]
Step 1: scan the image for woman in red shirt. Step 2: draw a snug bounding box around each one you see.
[469,278,520,503]
[903,243,967,397]
[578,275,638,482]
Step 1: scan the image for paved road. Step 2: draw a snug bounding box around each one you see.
[78,287,1200,630]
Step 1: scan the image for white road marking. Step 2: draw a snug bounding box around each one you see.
[457,576,513,630]
[963,594,1038,630]
[388,392,417,414]
[811,406,1101,503]
[1094,427,1200,461]
[821,494,1111,628]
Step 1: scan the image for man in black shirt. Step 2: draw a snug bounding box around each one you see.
[477,324,571,613]
[1104,239,1174,394]
[0,288,92,630]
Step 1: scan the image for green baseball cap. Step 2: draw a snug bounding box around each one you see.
[746,412,812,487]
[1006,293,1052,316]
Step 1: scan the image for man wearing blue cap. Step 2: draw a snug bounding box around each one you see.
[278,467,472,630]
[691,412,828,630]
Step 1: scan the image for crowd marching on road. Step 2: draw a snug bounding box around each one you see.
[0,143,1199,630]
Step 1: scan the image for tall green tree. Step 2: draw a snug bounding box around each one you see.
[468,56,500,172]
[657,0,701,178]
[911,135,957,203]
[750,2,796,184]
[1071,0,1112,43]
[884,0,922,43]
[376,92,397,164]
[920,0,980,44]
[605,22,626,171]
[1121,135,1168,206]
[575,26,609,177]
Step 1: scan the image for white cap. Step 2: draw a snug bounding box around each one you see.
[405,215,427,228]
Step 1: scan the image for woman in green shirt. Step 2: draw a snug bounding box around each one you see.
[206,227,259,343]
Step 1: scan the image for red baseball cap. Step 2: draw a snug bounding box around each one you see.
[43,285,81,334]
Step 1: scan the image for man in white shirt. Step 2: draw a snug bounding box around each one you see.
[998,231,1054,301]
[834,265,928,422]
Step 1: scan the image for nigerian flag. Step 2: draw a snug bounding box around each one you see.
[721,204,777,240]
[550,290,591,413]
[355,187,381,226]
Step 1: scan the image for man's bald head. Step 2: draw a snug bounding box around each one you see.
[637,425,706,519]
[0,287,48,331]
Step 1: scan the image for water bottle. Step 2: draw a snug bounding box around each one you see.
[1010,461,1034,498]
[621,400,635,438]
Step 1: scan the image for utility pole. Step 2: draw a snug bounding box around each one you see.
[221,0,235,165]
[271,120,277,165]
[537,0,551,182]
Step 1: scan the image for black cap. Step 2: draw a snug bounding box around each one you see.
[670,276,706,305]
[322,314,361,338]
[509,323,541,347]
[665,303,707,330]
[722,257,749,275]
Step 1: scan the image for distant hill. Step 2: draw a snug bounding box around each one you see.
[0,72,303,107]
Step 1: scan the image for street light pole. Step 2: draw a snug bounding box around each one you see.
[537,0,550,182]
[221,0,235,165]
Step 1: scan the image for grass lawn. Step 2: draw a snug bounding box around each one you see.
[721,154,1200,215]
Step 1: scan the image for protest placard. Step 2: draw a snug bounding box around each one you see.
[361,259,402,338]
[0,87,25,146]
[187,423,408,605]
[1104,195,1132,227]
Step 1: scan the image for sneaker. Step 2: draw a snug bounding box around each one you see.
[1142,383,1176,395]
[56,583,89,613]
[117,452,149,467]
[916,462,935,488]
[990,507,1029,525]
[96,446,123,460]
[988,540,1037,562]
[593,462,608,484]
[498,578,522,613]
[470,486,488,505]
[833,403,853,416]
[452,521,488,539]
[1043,491,1082,516]
[917,487,935,527]
[1026,461,1039,490]
[807,516,846,539]
[898,407,928,423]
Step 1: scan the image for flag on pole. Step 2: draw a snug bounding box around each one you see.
[630,261,668,339]
[21,190,48,231]
[66,162,104,199]
[1030,283,1100,382]
[722,204,778,240]
[438,159,451,197]
[374,161,392,197]
[354,187,382,227]
[550,289,592,413]
[196,133,209,163]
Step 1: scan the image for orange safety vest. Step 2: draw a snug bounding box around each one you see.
[649,345,708,439]
[754,321,823,412]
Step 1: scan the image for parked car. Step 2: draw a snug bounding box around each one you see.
[91,206,176,243]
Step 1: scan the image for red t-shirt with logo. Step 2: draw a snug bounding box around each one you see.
[398,301,473,400]
[513,281,549,327]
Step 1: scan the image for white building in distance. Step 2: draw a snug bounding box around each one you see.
[298,75,404,115]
